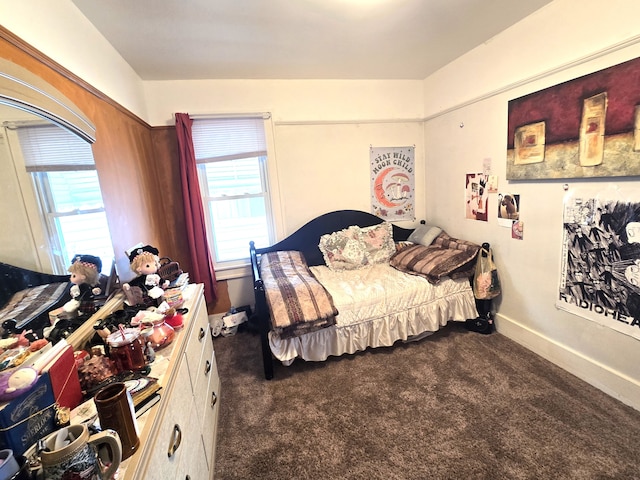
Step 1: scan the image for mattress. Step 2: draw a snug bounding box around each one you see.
[268,263,478,363]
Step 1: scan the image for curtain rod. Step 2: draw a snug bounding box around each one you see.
[189,112,271,120]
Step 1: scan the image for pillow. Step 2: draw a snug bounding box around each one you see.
[432,231,479,252]
[390,244,478,284]
[407,223,442,246]
[390,232,480,284]
[319,226,368,271]
[395,241,414,253]
[359,222,396,265]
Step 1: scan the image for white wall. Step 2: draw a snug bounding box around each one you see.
[423,0,640,410]
[145,79,425,235]
[0,0,147,120]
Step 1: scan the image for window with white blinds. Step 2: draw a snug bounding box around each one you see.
[17,124,95,171]
[13,123,114,274]
[192,116,274,267]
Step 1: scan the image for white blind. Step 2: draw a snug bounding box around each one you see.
[16,123,95,172]
[191,117,267,163]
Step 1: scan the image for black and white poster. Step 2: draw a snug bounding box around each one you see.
[558,194,640,340]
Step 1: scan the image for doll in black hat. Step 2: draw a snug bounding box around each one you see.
[122,245,169,307]
[62,254,103,315]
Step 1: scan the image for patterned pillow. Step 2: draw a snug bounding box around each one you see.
[390,231,480,284]
[359,222,396,265]
[395,241,414,253]
[319,226,368,271]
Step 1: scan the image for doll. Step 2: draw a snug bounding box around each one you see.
[62,254,103,316]
[122,245,169,307]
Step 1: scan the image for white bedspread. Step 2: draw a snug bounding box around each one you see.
[268,263,478,363]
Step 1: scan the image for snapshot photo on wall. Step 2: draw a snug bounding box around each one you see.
[465,172,488,222]
[507,55,640,180]
[497,192,520,227]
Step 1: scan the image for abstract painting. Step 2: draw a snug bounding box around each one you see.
[507,56,640,180]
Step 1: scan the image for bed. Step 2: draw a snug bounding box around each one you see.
[250,210,483,380]
[0,260,117,336]
[0,262,71,334]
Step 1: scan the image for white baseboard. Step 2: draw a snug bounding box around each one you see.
[496,312,640,412]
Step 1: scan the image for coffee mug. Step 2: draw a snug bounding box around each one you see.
[94,382,140,460]
[0,449,19,480]
[39,424,121,480]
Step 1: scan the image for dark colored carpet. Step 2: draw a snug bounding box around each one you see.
[213,324,640,480]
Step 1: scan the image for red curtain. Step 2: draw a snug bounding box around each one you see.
[175,113,217,304]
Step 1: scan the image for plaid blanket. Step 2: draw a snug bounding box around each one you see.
[0,282,69,329]
[260,251,338,339]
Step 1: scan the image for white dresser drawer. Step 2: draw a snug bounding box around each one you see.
[200,351,220,471]
[178,395,209,480]
[184,294,210,390]
[141,355,192,479]
[193,330,215,422]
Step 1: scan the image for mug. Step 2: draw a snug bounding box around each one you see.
[39,424,121,480]
[0,449,19,480]
[94,382,140,460]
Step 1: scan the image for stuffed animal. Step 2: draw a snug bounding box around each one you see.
[123,245,169,307]
[62,254,102,316]
[0,366,38,401]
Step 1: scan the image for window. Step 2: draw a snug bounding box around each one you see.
[191,116,274,269]
[12,123,114,274]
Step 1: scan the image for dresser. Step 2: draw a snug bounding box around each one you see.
[72,284,220,479]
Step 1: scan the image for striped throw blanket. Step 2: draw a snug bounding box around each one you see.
[390,232,480,284]
[260,251,338,338]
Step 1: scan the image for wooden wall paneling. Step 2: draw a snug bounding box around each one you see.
[148,126,193,276]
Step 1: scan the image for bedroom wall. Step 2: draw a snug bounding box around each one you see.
[144,81,424,226]
[422,0,640,410]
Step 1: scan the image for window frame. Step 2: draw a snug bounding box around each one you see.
[5,122,114,275]
[192,116,276,275]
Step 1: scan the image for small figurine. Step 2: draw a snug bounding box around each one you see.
[145,341,155,364]
[122,245,169,308]
[62,254,103,316]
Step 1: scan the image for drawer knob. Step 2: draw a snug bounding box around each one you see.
[211,391,217,408]
[204,360,211,375]
[167,424,182,458]
[198,327,205,341]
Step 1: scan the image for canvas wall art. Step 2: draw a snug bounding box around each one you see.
[507,56,640,180]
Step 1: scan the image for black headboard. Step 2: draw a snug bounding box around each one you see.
[253,209,415,267]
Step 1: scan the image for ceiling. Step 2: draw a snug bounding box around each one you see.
[71,0,553,81]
